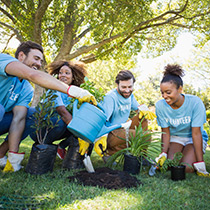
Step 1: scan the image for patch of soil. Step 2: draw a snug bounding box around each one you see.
[68,167,142,189]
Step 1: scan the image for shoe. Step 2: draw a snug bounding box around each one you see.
[57,147,66,160]
[0,156,7,168]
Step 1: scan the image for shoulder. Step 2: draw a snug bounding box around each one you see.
[185,94,203,104]
[155,99,165,107]
[0,54,18,74]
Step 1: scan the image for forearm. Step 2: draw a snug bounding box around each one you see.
[8,116,26,152]
[161,128,170,153]
[192,133,203,162]
[56,106,72,124]
[6,62,69,94]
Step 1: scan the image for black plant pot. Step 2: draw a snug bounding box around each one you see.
[25,143,58,175]
[123,153,140,175]
[171,165,186,181]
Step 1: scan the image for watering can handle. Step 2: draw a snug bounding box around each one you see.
[96,102,105,112]
[73,99,79,117]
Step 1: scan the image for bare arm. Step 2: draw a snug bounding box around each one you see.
[5,61,69,94]
[8,106,28,152]
[161,127,170,153]
[56,106,72,125]
[192,127,203,162]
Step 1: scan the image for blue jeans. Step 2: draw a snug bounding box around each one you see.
[0,107,37,141]
[29,108,73,148]
[1,107,73,149]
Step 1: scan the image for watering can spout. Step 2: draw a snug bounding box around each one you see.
[96,123,121,139]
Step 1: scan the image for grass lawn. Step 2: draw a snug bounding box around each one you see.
[0,136,210,210]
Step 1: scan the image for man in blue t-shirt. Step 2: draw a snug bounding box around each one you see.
[0,41,97,172]
[96,70,156,159]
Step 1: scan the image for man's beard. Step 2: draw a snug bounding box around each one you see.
[118,88,132,98]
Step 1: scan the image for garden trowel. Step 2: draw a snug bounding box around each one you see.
[83,144,95,173]
[148,159,159,176]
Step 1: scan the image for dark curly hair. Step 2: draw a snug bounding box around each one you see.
[47,60,87,87]
[161,64,185,89]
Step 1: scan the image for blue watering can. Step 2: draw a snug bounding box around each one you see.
[67,100,122,143]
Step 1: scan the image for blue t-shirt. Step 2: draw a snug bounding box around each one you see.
[53,91,73,108]
[0,53,34,112]
[155,94,208,141]
[99,88,139,126]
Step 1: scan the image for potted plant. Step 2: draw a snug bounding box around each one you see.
[160,152,192,181]
[106,119,161,175]
[25,89,60,175]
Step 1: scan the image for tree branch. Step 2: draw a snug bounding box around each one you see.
[0,21,23,42]
[0,6,16,23]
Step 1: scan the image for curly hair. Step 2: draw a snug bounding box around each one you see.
[161,64,185,89]
[47,60,87,86]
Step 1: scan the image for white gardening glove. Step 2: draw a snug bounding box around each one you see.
[67,85,97,105]
[121,120,132,130]
[138,104,156,120]
[155,152,167,167]
[193,161,210,177]
[3,151,25,172]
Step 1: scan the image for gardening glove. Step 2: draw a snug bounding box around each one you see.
[3,151,25,172]
[94,135,107,157]
[78,138,90,156]
[155,152,167,167]
[193,161,210,177]
[138,104,156,120]
[121,120,132,130]
[67,85,97,105]
[0,156,7,168]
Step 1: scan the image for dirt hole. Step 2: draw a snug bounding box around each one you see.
[68,167,142,189]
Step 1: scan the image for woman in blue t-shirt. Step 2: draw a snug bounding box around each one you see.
[30,60,87,168]
[155,64,209,176]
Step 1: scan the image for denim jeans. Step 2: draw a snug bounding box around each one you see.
[0,107,73,149]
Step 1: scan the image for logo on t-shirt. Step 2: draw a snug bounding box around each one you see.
[165,116,191,126]
[9,85,19,101]
[118,104,129,112]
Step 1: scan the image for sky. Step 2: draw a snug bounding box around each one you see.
[136,33,196,85]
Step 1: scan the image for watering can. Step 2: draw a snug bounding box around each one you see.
[67,100,122,143]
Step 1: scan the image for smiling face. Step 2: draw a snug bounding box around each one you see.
[18,49,43,70]
[58,65,73,85]
[117,78,134,98]
[160,82,183,108]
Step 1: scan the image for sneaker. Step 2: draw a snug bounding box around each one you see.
[0,156,7,168]
[57,147,66,160]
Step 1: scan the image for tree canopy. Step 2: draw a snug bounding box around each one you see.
[0,0,210,63]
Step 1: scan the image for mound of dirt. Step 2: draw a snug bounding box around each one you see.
[68,167,142,189]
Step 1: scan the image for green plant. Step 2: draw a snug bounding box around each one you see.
[160,152,192,173]
[66,77,105,113]
[30,89,60,144]
[80,77,105,102]
[106,120,162,167]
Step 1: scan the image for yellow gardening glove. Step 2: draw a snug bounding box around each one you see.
[78,95,97,106]
[193,161,210,177]
[78,138,90,155]
[155,152,167,167]
[138,104,156,120]
[94,135,107,157]
[3,152,24,172]
[3,159,14,172]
